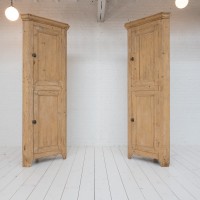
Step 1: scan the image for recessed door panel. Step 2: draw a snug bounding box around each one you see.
[132,91,158,154]
[33,25,62,84]
[34,91,60,153]
[139,31,155,81]
[132,24,159,84]
[38,33,59,81]
[136,95,154,148]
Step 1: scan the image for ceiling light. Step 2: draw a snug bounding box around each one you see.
[5,0,19,21]
[175,0,189,9]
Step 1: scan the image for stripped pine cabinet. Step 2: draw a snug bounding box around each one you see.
[125,13,170,167]
[21,14,69,167]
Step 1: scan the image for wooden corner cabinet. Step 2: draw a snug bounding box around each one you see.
[125,13,170,167]
[21,14,69,167]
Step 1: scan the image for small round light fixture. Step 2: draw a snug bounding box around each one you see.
[5,0,19,21]
[175,0,189,9]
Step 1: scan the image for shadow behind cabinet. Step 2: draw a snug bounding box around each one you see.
[125,13,170,167]
[22,14,69,167]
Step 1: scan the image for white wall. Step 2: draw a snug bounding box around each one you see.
[0,0,200,146]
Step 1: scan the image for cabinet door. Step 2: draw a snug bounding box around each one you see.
[129,23,161,159]
[32,24,66,159]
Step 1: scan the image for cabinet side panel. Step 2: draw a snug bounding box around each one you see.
[128,29,133,158]
[22,20,34,167]
[60,29,67,159]
[159,18,170,167]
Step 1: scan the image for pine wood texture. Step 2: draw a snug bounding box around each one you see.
[125,12,170,167]
[22,14,69,167]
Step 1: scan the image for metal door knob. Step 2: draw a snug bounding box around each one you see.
[131,118,134,122]
[32,53,37,58]
[32,120,37,124]
[130,57,134,61]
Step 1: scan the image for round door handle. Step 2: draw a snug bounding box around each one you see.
[130,57,134,61]
[131,118,134,122]
[32,53,37,58]
[32,120,37,125]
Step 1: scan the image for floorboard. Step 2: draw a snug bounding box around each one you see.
[0,146,199,200]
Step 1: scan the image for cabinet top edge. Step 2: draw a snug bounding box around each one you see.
[124,12,170,29]
[21,14,70,30]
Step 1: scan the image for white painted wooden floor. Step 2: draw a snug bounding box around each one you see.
[0,146,200,200]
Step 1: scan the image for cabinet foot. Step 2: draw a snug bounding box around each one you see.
[23,159,32,167]
[153,159,158,163]
[128,152,132,159]
[159,159,170,167]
